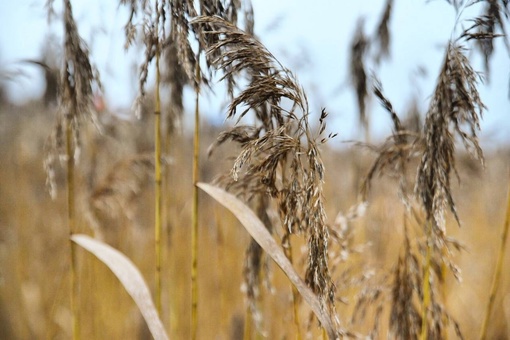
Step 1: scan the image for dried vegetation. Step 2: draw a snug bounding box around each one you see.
[0,0,509,339]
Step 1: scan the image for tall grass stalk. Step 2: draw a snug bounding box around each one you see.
[154,0,163,316]
[282,236,302,340]
[420,223,432,340]
[154,39,162,316]
[191,53,201,340]
[66,118,80,340]
[51,0,100,336]
[243,308,252,340]
[479,173,510,340]
[441,248,450,340]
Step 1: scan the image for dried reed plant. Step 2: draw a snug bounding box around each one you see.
[44,0,101,338]
[374,0,393,64]
[358,80,424,338]
[120,0,168,317]
[167,3,253,338]
[413,18,496,337]
[360,77,472,338]
[120,2,253,337]
[192,16,339,336]
[349,19,369,143]
[349,0,394,144]
[464,0,509,78]
[415,40,485,246]
[89,154,155,224]
[361,78,424,204]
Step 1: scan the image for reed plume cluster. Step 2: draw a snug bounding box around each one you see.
[359,2,503,336]
[44,1,101,339]
[416,40,485,242]
[465,0,510,75]
[192,16,339,334]
[45,0,100,197]
[118,2,254,338]
[13,1,506,339]
[349,0,394,143]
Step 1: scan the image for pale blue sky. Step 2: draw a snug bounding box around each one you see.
[0,0,508,146]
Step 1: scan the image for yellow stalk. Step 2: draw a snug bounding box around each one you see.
[191,53,201,340]
[441,248,449,340]
[479,173,510,340]
[66,118,80,340]
[283,236,302,340]
[244,307,252,340]
[420,222,432,340]
[154,0,163,317]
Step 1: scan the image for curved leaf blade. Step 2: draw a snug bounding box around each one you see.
[71,234,169,340]
[197,182,339,339]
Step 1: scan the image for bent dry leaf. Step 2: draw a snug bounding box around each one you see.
[71,234,169,340]
[197,182,340,339]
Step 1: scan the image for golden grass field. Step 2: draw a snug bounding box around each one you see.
[0,100,509,339]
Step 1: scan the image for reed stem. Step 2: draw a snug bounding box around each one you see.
[154,0,163,316]
[283,236,302,340]
[420,222,432,340]
[479,172,510,340]
[191,52,201,340]
[66,118,80,340]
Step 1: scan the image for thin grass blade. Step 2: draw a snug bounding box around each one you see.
[71,234,169,340]
[197,183,339,339]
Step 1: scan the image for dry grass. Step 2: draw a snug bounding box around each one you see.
[0,105,509,338]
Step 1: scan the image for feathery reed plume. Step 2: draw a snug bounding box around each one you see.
[166,0,248,86]
[464,0,509,77]
[441,0,466,12]
[192,16,338,331]
[121,2,252,335]
[44,0,101,338]
[388,219,464,340]
[199,10,299,331]
[415,33,487,338]
[416,41,485,240]
[154,1,164,317]
[168,0,199,85]
[402,98,424,134]
[357,80,423,339]
[360,77,466,339]
[374,0,393,64]
[389,222,422,339]
[162,31,187,134]
[350,19,370,142]
[361,78,424,203]
[90,154,155,222]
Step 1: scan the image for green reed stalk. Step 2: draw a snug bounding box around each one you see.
[191,52,201,340]
[243,308,252,340]
[479,173,510,340]
[66,118,80,340]
[154,3,163,316]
